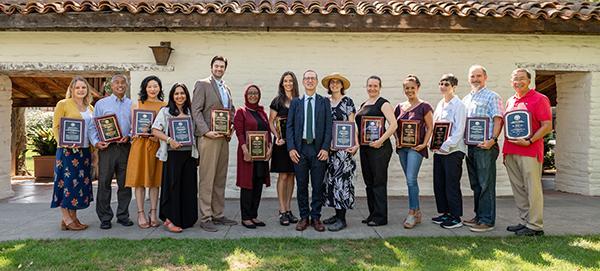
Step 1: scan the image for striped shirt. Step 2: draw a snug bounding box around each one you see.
[462,87,504,138]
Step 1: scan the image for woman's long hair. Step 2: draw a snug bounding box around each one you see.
[167,83,191,116]
[273,71,299,108]
[138,75,164,103]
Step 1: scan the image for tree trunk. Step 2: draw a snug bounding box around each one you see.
[11,107,28,176]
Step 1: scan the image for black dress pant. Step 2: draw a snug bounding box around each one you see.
[159,151,198,229]
[96,143,131,222]
[240,162,266,220]
[359,140,392,224]
[433,151,465,218]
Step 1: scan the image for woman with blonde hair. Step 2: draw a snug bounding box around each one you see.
[51,76,95,230]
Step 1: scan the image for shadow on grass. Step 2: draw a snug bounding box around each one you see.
[0,235,598,270]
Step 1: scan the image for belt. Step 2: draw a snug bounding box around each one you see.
[302,139,314,145]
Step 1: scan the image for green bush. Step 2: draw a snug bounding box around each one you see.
[543,131,556,170]
[26,110,57,156]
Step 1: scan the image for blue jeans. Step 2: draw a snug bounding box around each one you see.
[294,143,327,220]
[397,148,424,210]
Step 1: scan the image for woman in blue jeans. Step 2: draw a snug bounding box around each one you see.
[394,75,433,229]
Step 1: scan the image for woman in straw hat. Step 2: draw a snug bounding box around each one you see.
[321,73,359,231]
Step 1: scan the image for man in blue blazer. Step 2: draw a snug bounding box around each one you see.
[286,70,333,232]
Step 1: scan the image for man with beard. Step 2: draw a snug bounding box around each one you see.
[191,56,237,232]
[462,65,504,232]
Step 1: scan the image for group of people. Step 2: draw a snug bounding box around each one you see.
[51,56,552,237]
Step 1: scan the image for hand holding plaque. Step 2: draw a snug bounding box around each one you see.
[332,121,356,150]
[59,118,86,147]
[168,117,193,146]
[430,121,452,150]
[464,117,489,145]
[211,109,231,135]
[94,114,122,143]
[133,109,156,136]
[360,117,384,145]
[398,120,420,148]
[247,131,268,160]
[504,110,532,140]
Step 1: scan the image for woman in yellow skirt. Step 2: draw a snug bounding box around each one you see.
[125,75,167,228]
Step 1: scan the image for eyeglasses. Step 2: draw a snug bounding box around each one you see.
[247,92,260,96]
[439,82,452,87]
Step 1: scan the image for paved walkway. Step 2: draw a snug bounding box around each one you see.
[1,181,598,241]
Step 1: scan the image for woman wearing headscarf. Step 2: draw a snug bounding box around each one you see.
[234,85,272,229]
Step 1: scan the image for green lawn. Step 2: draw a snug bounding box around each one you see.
[1,236,599,270]
[24,149,34,173]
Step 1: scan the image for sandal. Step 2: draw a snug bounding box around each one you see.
[164,219,182,233]
[279,211,290,226]
[138,210,150,229]
[149,209,160,227]
[286,211,299,224]
[403,209,422,229]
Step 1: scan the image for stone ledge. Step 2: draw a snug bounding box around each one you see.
[0,62,174,76]
[517,62,600,72]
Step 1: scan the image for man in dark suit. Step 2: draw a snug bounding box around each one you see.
[286,70,333,232]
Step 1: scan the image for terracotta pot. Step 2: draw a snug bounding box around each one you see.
[33,155,55,181]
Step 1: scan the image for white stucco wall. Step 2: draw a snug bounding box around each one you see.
[0,75,15,199]
[1,31,600,198]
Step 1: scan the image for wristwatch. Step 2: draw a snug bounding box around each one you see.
[491,136,498,143]
[527,138,533,144]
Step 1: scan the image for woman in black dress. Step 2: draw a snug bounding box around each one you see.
[152,83,198,233]
[355,76,398,226]
[321,73,359,231]
[268,71,300,225]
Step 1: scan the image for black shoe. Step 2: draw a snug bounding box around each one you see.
[361,216,373,224]
[515,227,544,236]
[367,221,387,227]
[117,218,134,227]
[252,220,266,227]
[286,211,299,224]
[440,217,463,229]
[327,219,347,232]
[100,221,112,230]
[432,214,451,225]
[507,224,526,232]
[279,212,290,226]
[241,221,256,229]
[323,215,338,225]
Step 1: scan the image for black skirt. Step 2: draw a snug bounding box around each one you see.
[270,140,295,173]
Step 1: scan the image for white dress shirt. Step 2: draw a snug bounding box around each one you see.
[433,95,467,154]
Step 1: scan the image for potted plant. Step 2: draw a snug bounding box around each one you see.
[26,110,57,181]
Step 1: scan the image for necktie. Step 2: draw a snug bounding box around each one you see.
[306,97,314,144]
[218,81,228,108]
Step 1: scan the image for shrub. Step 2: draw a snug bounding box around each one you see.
[26,109,57,156]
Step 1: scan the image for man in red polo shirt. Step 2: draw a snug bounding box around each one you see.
[503,68,552,236]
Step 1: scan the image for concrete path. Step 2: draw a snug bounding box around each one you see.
[1,181,598,241]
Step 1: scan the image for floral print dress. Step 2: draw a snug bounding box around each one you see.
[324,96,357,210]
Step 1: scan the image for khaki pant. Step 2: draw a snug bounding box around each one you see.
[504,154,544,231]
[197,136,229,223]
